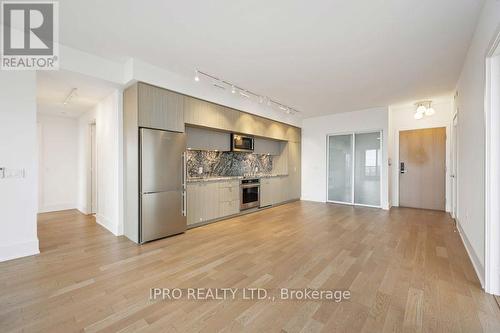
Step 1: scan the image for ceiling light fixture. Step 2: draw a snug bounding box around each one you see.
[63,88,78,105]
[194,69,299,116]
[414,101,434,120]
[425,107,435,116]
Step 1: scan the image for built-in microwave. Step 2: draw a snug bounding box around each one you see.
[231,134,254,152]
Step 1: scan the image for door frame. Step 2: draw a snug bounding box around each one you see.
[451,111,459,219]
[326,129,383,208]
[394,125,450,210]
[88,122,97,215]
[484,29,500,295]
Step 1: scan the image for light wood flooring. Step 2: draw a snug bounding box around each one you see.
[1,201,499,332]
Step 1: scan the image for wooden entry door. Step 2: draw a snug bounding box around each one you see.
[399,127,446,210]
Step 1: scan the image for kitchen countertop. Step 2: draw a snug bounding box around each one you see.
[187,174,288,183]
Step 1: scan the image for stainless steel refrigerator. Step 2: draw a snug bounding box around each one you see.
[139,128,187,243]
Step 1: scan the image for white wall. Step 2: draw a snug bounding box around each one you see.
[301,107,390,209]
[77,90,123,235]
[37,114,78,213]
[455,0,500,286]
[388,98,454,211]
[0,71,39,262]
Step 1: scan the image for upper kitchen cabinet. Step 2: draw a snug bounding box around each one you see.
[235,111,255,135]
[137,83,185,132]
[267,122,286,140]
[184,96,227,130]
[254,137,281,155]
[217,106,238,131]
[286,126,301,143]
[186,126,230,151]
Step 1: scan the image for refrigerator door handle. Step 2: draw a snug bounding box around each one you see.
[182,152,187,216]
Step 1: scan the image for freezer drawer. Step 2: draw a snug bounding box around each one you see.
[140,191,186,243]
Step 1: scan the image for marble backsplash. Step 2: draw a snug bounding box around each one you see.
[186,150,273,178]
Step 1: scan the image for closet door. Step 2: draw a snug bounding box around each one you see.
[327,135,353,203]
[354,132,381,206]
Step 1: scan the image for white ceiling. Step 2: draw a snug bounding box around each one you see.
[37,70,118,118]
[58,0,483,117]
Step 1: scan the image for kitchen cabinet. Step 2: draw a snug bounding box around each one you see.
[286,126,301,143]
[187,180,239,225]
[253,137,281,155]
[287,141,301,200]
[260,176,290,207]
[186,126,230,151]
[183,94,300,142]
[235,112,255,135]
[137,83,185,132]
[272,142,288,174]
[218,180,239,217]
[260,178,273,207]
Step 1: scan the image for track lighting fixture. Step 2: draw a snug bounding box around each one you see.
[193,69,299,116]
[63,88,78,105]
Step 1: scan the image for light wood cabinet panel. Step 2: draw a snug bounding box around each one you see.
[260,178,273,207]
[187,180,239,225]
[272,142,288,175]
[267,122,285,140]
[186,127,230,151]
[184,96,219,129]
[254,137,281,155]
[217,106,237,131]
[187,183,202,225]
[286,126,301,142]
[235,112,256,135]
[288,141,301,200]
[138,83,184,132]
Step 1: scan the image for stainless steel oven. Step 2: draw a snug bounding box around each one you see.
[240,178,260,210]
[231,134,254,152]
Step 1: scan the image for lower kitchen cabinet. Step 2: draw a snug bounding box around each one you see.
[260,178,273,207]
[260,176,290,207]
[187,174,298,226]
[187,180,239,225]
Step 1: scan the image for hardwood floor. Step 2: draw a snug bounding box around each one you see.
[1,201,499,332]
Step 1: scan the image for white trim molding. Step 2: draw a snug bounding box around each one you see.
[0,239,40,262]
[484,33,500,295]
[457,220,485,288]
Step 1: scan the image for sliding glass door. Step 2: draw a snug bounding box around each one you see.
[327,135,353,203]
[327,131,381,207]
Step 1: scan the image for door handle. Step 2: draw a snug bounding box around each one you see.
[182,152,187,216]
[400,162,407,174]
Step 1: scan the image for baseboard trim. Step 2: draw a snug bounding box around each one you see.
[95,214,119,236]
[456,219,485,288]
[0,239,39,262]
[38,203,77,213]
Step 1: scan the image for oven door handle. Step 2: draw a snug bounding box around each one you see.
[241,184,260,188]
